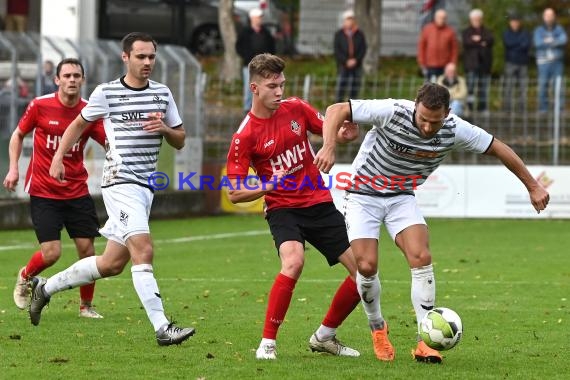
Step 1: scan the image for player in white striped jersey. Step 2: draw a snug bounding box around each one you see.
[315,82,550,362]
[28,32,194,346]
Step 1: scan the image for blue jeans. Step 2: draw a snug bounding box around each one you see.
[242,66,252,112]
[537,60,564,112]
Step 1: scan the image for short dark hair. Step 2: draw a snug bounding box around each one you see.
[121,32,157,55]
[56,58,85,78]
[416,82,450,110]
[248,53,285,80]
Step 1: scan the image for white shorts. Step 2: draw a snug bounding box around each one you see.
[100,184,153,245]
[343,192,426,242]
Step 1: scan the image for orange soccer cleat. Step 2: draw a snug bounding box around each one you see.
[413,340,443,363]
[371,323,395,361]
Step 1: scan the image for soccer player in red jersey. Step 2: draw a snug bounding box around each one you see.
[3,58,106,319]
[226,53,361,359]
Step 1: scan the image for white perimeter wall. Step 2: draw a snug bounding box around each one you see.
[40,0,97,40]
[39,0,98,63]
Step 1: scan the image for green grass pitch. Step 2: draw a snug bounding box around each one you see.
[0,215,568,379]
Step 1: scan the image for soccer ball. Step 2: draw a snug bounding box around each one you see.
[419,307,463,351]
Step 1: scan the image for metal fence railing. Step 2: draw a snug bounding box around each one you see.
[203,73,570,167]
[0,32,203,199]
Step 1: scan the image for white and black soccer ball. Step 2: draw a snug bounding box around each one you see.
[419,307,463,351]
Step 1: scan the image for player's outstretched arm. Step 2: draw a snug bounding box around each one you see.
[485,138,550,213]
[227,169,286,204]
[314,102,351,173]
[49,115,90,182]
[2,128,26,191]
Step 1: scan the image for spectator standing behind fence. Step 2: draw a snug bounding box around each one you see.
[41,60,59,95]
[436,63,467,117]
[462,9,494,113]
[236,8,276,114]
[502,13,531,112]
[333,10,367,102]
[533,8,567,113]
[3,74,30,98]
[417,9,458,82]
[5,0,29,32]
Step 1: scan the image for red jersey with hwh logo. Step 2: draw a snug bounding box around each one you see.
[227,97,332,211]
[18,93,106,199]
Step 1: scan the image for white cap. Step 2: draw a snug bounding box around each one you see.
[249,8,263,18]
[342,9,355,20]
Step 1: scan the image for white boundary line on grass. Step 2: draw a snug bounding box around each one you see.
[0,229,270,252]
[1,230,565,286]
[132,278,567,286]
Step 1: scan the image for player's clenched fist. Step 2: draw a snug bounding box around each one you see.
[3,169,19,191]
[49,157,66,183]
[314,146,336,174]
[530,185,550,214]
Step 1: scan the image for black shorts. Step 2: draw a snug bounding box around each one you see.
[265,202,350,266]
[30,195,101,243]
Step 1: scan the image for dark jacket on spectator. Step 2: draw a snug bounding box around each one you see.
[333,27,367,70]
[462,26,494,73]
[235,26,276,66]
[503,28,531,65]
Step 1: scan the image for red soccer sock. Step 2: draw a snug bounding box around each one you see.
[22,251,47,279]
[79,283,96,306]
[322,276,361,328]
[262,273,297,340]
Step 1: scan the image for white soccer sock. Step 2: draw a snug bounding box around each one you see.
[411,264,436,334]
[356,271,384,329]
[131,264,169,332]
[44,256,101,296]
[315,324,336,341]
[260,338,276,347]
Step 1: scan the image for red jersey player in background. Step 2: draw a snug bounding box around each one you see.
[3,58,106,319]
[226,53,361,360]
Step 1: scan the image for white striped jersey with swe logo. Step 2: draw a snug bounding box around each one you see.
[81,77,183,188]
[349,99,493,196]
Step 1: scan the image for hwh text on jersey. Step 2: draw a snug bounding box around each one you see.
[269,141,307,172]
[46,134,80,153]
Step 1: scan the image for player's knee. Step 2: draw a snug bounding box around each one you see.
[407,249,432,267]
[131,245,154,263]
[356,260,377,277]
[281,256,304,278]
